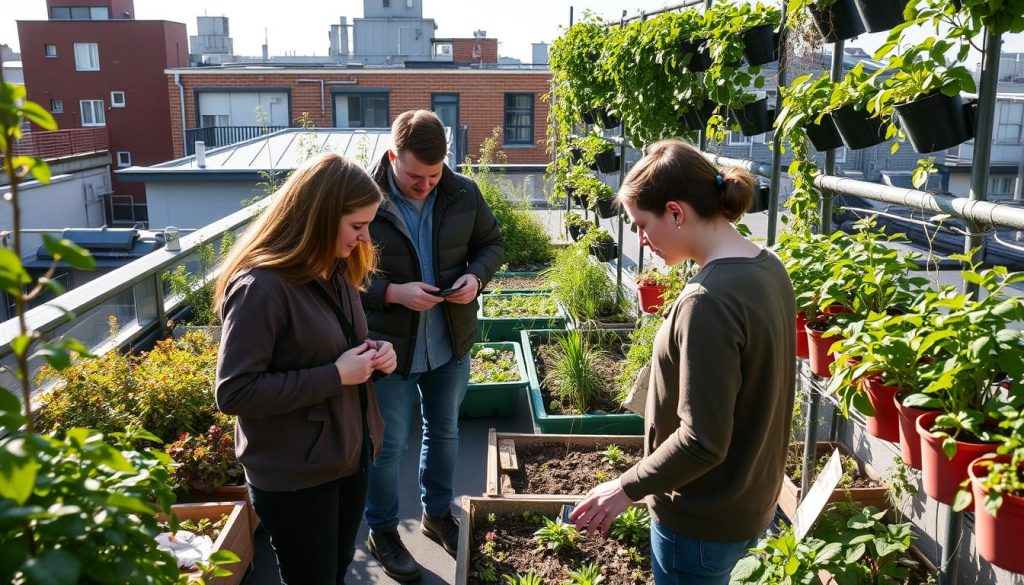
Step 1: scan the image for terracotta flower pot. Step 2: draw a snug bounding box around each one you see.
[806,319,842,377]
[638,285,667,314]
[917,411,999,505]
[894,395,931,470]
[860,377,901,442]
[795,313,810,359]
[969,455,1024,574]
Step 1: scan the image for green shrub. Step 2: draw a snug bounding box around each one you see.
[37,328,224,445]
[464,128,553,267]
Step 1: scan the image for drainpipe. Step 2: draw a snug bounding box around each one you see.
[173,73,186,155]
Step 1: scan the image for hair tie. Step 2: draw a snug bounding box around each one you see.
[714,174,725,188]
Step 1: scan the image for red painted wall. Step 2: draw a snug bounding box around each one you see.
[167,69,553,165]
[19,19,188,202]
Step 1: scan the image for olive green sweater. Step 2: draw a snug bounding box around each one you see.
[619,249,796,542]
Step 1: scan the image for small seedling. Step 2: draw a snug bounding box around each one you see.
[594,469,608,483]
[487,512,497,524]
[610,506,651,546]
[503,572,542,585]
[566,562,606,585]
[602,444,624,468]
[533,516,578,553]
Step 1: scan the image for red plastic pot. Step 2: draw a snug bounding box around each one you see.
[795,313,810,359]
[894,395,933,470]
[860,377,901,442]
[917,411,999,505]
[969,455,1024,574]
[806,319,842,377]
[638,285,667,314]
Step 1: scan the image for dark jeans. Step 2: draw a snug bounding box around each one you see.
[249,469,368,585]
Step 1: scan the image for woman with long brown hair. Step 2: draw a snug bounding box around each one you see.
[570,139,795,585]
[215,152,396,583]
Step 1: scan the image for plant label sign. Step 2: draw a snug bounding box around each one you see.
[793,449,843,541]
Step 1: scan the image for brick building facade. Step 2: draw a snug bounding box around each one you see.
[165,67,552,165]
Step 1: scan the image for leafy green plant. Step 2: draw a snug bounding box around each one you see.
[954,445,1024,516]
[813,505,919,585]
[615,314,662,402]
[602,444,625,468]
[503,572,543,585]
[167,424,242,494]
[545,330,607,414]
[610,506,651,546]
[36,328,225,445]
[544,242,626,323]
[465,128,553,267]
[775,73,835,226]
[163,232,234,327]
[470,345,521,384]
[731,527,842,584]
[482,295,560,318]
[533,516,578,553]
[594,469,608,483]
[566,562,605,585]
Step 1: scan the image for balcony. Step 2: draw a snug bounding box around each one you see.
[184,126,288,155]
[944,140,1023,167]
[10,127,109,160]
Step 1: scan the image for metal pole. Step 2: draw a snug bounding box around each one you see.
[938,26,1002,585]
[698,0,712,153]
[963,28,1002,299]
[615,11,626,303]
[1015,141,1024,241]
[766,4,787,246]
[800,378,821,498]
[564,7,575,235]
[820,40,845,236]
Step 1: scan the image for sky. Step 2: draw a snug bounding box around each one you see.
[1,1,1022,66]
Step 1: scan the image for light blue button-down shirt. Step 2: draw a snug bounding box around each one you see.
[387,169,454,373]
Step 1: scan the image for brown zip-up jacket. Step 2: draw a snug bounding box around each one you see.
[216,267,385,492]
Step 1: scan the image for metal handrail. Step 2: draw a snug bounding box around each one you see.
[0,196,272,358]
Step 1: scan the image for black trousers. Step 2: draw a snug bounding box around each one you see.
[249,469,368,585]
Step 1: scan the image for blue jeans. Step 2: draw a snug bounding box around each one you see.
[650,520,758,585]
[364,354,469,533]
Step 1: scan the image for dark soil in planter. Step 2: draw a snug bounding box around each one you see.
[470,348,521,384]
[504,262,551,273]
[786,449,882,490]
[487,274,550,291]
[469,513,653,585]
[509,443,642,495]
[536,342,627,414]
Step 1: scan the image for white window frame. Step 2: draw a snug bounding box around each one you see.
[50,99,63,114]
[116,151,131,167]
[728,132,752,146]
[73,43,99,71]
[110,91,126,108]
[44,44,57,58]
[79,100,105,127]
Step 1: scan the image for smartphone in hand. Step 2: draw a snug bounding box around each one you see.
[431,283,465,297]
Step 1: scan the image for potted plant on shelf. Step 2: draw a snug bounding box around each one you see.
[736,3,782,67]
[635,268,674,314]
[873,38,977,154]
[774,229,834,360]
[787,0,867,44]
[564,211,591,242]
[828,63,887,150]
[905,264,1024,504]
[548,17,616,130]
[854,0,909,33]
[777,73,843,152]
[585,228,618,263]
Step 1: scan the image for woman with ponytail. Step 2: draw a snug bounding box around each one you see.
[571,139,795,585]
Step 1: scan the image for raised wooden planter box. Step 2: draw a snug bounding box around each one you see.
[461,342,530,418]
[778,441,888,521]
[521,329,644,435]
[175,483,258,539]
[164,501,253,585]
[484,429,644,497]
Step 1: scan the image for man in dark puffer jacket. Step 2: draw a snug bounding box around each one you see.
[361,110,503,581]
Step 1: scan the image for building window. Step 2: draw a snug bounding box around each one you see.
[44,44,57,58]
[74,43,99,71]
[89,7,110,19]
[51,6,109,19]
[50,7,70,19]
[728,132,752,146]
[50,99,63,114]
[80,100,105,126]
[110,91,126,108]
[383,0,390,6]
[200,114,229,127]
[990,176,1014,196]
[334,92,389,128]
[116,151,131,167]
[503,93,534,145]
[995,102,1023,144]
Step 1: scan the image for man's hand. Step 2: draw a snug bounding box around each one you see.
[444,273,480,305]
[569,478,632,536]
[384,282,445,311]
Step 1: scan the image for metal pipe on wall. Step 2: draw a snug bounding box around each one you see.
[766,2,788,247]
